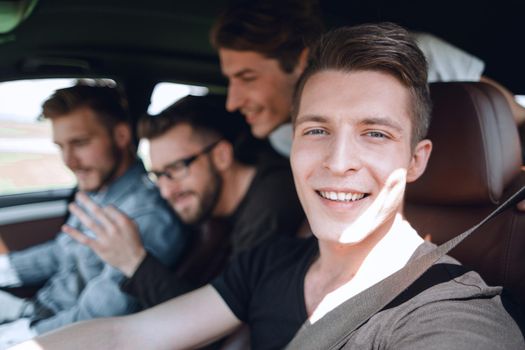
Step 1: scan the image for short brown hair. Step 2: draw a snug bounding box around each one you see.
[292,23,431,146]
[139,94,260,164]
[42,83,128,131]
[138,94,248,141]
[210,0,324,73]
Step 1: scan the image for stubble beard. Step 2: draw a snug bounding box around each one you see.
[186,158,223,226]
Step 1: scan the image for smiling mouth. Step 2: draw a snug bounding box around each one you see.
[173,191,192,203]
[317,190,369,202]
[240,107,263,121]
[74,169,90,177]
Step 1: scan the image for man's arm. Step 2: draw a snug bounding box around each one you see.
[120,253,197,308]
[0,254,22,287]
[6,239,63,286]
[11,285,242,350]
[120,219,233,308]
[30,263,138,333]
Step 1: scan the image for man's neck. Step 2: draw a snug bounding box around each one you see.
[213,162,256,217]
[114,152,136,180]
[305,215,423,321]
[96,153,136,193]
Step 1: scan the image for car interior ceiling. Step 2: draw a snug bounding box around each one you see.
[0,0,524,91]
[0,0,523,155]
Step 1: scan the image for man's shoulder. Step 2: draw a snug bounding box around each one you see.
[109,167,169,216]
[400,261,502,308]
[348,246,522,349]
[213,236,317,300]
[235,155,299,218]
[120,176,164,206]
[249,156,295,197]
[236,236,317,273]
[398,242,502,307]
[255,151,292,175]
[103,163,181,237]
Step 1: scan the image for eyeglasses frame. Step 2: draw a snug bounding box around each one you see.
[147,139,221,182]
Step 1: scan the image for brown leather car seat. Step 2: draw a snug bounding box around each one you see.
[404,82,525,313]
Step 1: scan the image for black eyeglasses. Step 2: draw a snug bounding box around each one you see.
[147,140,221,183]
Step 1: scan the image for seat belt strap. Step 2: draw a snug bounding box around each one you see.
[286,186,525,350]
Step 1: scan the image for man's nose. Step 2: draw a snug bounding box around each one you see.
[157,176,181,200]
[226,82,243,112]
[62,148,79,169]
[323,135,362,175]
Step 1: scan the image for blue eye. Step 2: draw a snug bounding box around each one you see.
[366,131,386,138]
[304,128,326,136]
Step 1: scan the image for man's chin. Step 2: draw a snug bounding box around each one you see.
[255,122,285,139]
[175,206,207,226]
[76,180,102,193]
[249,124,267,139]
[179,214,202,226]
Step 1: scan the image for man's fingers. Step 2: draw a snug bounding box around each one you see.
[62,224,96,248]
[105,205,132,229]
[75,192,115,229]
[68,202,109,239]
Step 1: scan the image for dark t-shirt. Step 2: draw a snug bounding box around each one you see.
[226,155,305,254]
[121,155,305,308]
[212,236,524,350]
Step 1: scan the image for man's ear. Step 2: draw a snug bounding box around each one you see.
[407,139,432,183]
[113,122,132,149]
[211,140,234,171]
[294,48,310,76]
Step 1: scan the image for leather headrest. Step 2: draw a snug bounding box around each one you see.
[406,82,522,205]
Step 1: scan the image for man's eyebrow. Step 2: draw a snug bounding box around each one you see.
[294,114,405,132]
[231,68,256,78]
[294,114,328,126]
[359,116,404,133]
[55,134,89,144]
[149,159,175,173]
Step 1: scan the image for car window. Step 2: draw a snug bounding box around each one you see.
[148,82,208,114]
[0,78,113,196]
[517,95,525,109]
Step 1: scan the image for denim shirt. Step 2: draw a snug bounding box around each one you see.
[9,160,188,334]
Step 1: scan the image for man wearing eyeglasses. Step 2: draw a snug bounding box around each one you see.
[63,94,305,309]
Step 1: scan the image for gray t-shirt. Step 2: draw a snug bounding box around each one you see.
[213,237,524,349]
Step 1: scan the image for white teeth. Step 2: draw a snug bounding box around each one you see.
[241,107,263,115]
[319,191,365,202]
